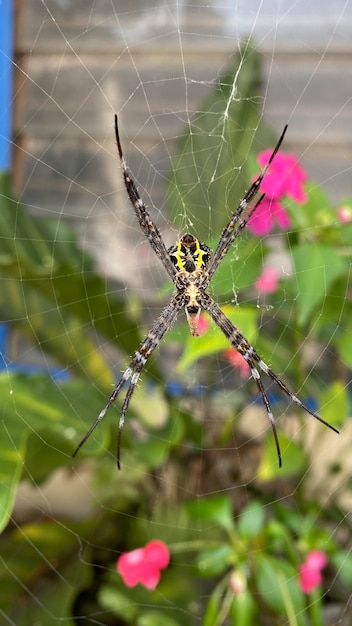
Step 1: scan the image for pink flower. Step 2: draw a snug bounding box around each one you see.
[254,266,279,294]
[338,205,352,223]
[299,550,327,594]
[117,540,170,590]
[257,150,307,204]
[230,569,247,595]
[248,197,291,236]
[224,348,250,378]
[248,149,307,236]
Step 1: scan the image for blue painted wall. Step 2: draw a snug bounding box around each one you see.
[0,0,13,170]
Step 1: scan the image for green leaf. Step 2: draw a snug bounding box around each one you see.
[185,495,234,532]
[0,171,149,387]
[210,238,264,298]
[291,243,346,326]
[0,372,107,532]
[237,500,265,540]
[319,380,349,428]
[256,555,307,625]
[0,517,92,619]
[289,182,330,232]
[166,42,277,241]
[196,544,233,576]
[335,329,352,369]
[134,399,185,468]
[0,279,114,388]
[99,587,138,621]
[138,611,182,626]
[257,433,306,482]
[265,518,295,555]
[203,591,222,626]
[178,305,258,371]
[231,590,257,626]
[312,276,352,341]
[14,559,90,626]
[331,550,352,586]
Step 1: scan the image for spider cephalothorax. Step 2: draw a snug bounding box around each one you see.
[72,115,338,469]
[168,233,212,274]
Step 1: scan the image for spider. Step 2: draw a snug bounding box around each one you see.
[72,115,338,469]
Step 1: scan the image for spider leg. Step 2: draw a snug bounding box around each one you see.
[247,356,282,466]
[207,125,288,281]
[72,292,186,468]
[200,292,338,466]
[114,115,176,281]
[250,352,339,435]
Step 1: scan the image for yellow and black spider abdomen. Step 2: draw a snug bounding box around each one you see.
[168,233,212,274]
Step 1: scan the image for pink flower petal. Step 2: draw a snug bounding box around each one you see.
[247,199,274,236]
[254,267,279,294]
[248,198,290,236]
[299,563,323,594]
[144,540,170,569]
[117,540,170,590]
[298,550,327,594]
[274,203,291,230]
[305,550,327,571]
[338,205,352,223]
[230,570,247,595]
[257,149,307,204]
[224,348,251,378]
[118,547,144,571]
[142,567,162,590]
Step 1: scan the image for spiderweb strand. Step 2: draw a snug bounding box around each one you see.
[72,293,185,467]
[200,292,339,467]
[207,124,288,281]
[114,115,177,281]
[72,118,338,469]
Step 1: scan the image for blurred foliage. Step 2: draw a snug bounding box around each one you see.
[1,41,352,625]
[166,41,277,240]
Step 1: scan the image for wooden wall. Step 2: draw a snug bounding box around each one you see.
[12,1,352,284]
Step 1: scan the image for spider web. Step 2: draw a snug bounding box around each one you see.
[1,1,352,624]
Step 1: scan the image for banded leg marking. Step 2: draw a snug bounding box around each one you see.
[200,292,339,466]
[114,115,176,280]
[72,294,185,467]
[207,125,287,280]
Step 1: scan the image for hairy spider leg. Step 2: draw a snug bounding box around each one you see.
[207,124,288,281]
[200,292,339,466]
[114,115,176,281]
[73,293,185,467]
